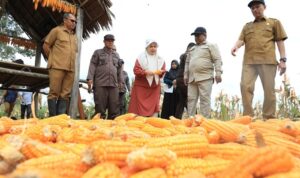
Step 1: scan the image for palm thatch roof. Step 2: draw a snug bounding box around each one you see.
[3,0,114,41]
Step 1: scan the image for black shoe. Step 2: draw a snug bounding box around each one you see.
[48,99,57,117]
[57,99,67,115]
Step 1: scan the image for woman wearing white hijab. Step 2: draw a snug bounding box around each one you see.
[128,39,166,117]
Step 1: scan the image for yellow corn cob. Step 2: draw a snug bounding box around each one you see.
[88,140,137,166]
[82,162,121,178]
[130,168,167,178]
[145,117,173,128]
[265,169,300,178]
[166,157,231,177]
[141,124,172,137]
[201,119,249,142]
[127,138,150,147]
[217,146,294,178]
[179,171,206,178]
[22,124,57,142]
[57,127,112,144]
[39,114,70,127]
[146,134,208,158]
[16,153,91,178]
[207,143,254,160]
[21,139,63,159]
[207,130,220,144]
[126,120,146,129]
[169,116,185,125]
[114,113,137,121]
[8,168,64,178]
[173,125,191,134]
[50,142,88,156]
[0,118,14,134]
[113,130,150,141]
[228,115,252,125]
[127,148,177,169]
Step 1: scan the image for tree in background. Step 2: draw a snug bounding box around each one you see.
[0,13,35,60]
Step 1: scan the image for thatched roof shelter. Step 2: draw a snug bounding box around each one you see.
[4,0,114,41]
[0,0,114,118]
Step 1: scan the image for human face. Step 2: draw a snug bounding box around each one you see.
[250,3,265,20]
[104,39,115,49]
[146,42,158,55]
[194,34,206,45]
[64,14,76,31]
[171,62,177,69]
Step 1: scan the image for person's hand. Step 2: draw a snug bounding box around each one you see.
[172,80,176,85]
[87,80,93,93]
[184,78,188,86]
[231,46,238,56]
[278,61,286,76]
[145,70,154,75]
[215,76,222,84]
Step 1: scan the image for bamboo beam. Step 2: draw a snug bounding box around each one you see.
[69,7,83,119]
[0,67,48,79]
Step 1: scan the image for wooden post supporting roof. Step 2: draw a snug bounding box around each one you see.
[69,7,83,119]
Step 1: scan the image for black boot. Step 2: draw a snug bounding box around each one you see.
[57,99,67,115]
[48,99,57,117]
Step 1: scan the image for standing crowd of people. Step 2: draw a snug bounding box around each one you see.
[1,0,285,120]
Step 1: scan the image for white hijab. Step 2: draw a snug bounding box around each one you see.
[138,39,164,86]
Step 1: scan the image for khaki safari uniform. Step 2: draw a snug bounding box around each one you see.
[184,41,222,118]
[87,47,123,119]
[239,16,287,118]
[45,25,77,100]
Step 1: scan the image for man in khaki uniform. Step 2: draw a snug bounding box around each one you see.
[87,34,123,119]
[184,27,222,118]
[43,13,77,116]
[231,0,287,119]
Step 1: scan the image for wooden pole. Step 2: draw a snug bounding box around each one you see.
[69,7,83,119]
[34,42,42,117]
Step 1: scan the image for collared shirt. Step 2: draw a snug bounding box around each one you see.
[87,47,123,87]
[45,25,77,71]
[239,16,287,64]
[184,41,222,83]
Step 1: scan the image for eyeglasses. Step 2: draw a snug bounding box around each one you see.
[68,19,77,23]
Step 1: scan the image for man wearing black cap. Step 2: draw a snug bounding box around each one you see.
[184,27,223,118]
[231,0,287,119]
[87,34,123,119]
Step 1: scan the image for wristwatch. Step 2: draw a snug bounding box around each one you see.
[280,57,287,62]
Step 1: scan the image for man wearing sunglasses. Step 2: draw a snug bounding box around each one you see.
[43,13,77,116]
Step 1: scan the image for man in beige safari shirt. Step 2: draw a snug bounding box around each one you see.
[231,0,287,119]
[184,27,223,118]
[43,13,77,116]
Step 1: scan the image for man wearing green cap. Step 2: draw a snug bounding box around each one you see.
[231,0,287,119]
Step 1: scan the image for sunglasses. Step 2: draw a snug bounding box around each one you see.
[68,18,77,23]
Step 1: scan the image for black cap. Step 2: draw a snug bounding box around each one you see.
[104,34,115,41]
[191,27,207,36]
[248,0,265,8]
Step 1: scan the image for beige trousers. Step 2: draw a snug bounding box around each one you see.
[187,79,213,118]
[240,64,277,119]
[48,68,74,100]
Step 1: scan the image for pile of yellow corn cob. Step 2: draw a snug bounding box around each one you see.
[0,114,300,177]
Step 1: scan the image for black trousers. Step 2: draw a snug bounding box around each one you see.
[175,79,187,119]
[21,104,31,119]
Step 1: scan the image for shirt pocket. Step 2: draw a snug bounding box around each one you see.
[244,29,254,42]
[98,54,107,65]
[263,26,274,39]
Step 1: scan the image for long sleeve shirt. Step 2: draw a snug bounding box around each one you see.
[184,41,222,83]
[87,47,123,87]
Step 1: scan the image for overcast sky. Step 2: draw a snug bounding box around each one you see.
[33,0,300,106]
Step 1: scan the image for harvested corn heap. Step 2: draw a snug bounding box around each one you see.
[0,114,299,177]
